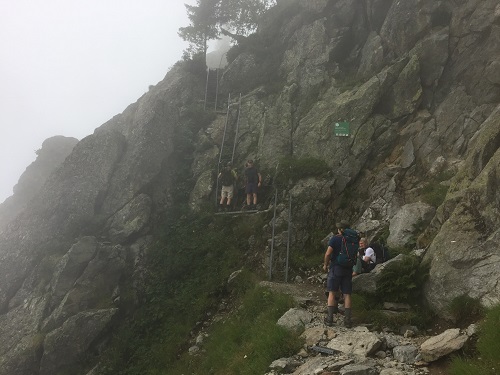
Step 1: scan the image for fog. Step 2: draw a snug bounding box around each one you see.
[0,0,194,203]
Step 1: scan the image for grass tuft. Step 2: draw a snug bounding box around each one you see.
[168,284,303,375]
[447,295,485,327]
[450,304,500,375]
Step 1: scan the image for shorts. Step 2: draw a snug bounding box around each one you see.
[327,265,352,295]
[221,185,234,198]
[245,182,258,194]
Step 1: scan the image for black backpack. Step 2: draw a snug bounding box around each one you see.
[220,169,235,186]
[370,242,389,264]
[336,228,360,268]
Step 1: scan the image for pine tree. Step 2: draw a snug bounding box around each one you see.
[178,0,276,61]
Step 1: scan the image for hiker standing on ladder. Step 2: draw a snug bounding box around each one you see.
[244,159,261,210]
[218,162,237,212]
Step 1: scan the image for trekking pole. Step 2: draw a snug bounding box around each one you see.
[269,188,278,280]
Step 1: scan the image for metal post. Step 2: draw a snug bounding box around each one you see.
[269,189,278,280]
[214,69,219,111]
[204,68,210,111]
[231,93,242,164]
[285,194,292,283]
[215,94,231,207]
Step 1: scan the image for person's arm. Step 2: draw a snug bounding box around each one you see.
[363,247,375,263]
[257,173,262,187]
[323,246,333,272]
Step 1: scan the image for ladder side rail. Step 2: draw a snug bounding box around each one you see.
[214,69,219,111]
[215,93,231,208]
[269,188,278,281]
[204,68,210,111]
[285,194,292,283]
[231,93,242,164]
[218,93,231,166]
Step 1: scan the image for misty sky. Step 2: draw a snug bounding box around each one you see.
[0,0,195,203]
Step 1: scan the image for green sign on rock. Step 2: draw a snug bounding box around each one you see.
[334,121,350,137]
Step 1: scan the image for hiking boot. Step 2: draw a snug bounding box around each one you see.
[344,308,352,328]
[324,317,334,327]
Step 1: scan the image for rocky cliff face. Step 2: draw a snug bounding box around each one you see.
[0,0,499,373]
[0,136,78,231]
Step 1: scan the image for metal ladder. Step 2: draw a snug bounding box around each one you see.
[204,68,220,111]
[214,94,242,208]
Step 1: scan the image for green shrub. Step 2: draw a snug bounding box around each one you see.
[352,293,434,330]
[168,285,303,375]
[447,295,486,327]
[275,156,329,187]
[421,171,453,207]
[98,212,250,374]
[376,255,429,303]
[450,304,500,375]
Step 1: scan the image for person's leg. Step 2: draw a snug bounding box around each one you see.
[245,183,252,207]
[219,191,226,211]
[325,270,340,326]
[227,186,233,207]
[341,276,353,328]
[352,256,362,276]
[253,193,258,205]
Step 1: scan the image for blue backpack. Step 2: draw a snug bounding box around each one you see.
[336,228,359,268]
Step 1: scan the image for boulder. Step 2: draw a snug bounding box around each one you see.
[352,254,405,294]
[420,328,468,362]
[327,327,382,357]
[276,308,312,333]
[393,345,418,364]
[388,203,435,248]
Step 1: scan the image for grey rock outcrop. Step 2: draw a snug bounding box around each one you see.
[40,309,117,375]
[0,63,204,373]
[1,0,500,372]
[0,135,78,230]
[387,202,435,248]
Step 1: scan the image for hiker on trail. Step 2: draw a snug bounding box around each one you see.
[244,159,262,210]
[359,237,376,273]
[218,161,237,212]
[323,220,358,328]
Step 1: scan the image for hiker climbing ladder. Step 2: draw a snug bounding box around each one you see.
[214,94,242,209]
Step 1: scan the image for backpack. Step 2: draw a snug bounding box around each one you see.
[220,169,235,186]
[370,242,389,264]
[335,228,360,268]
